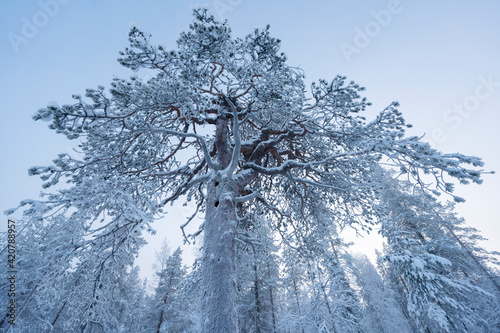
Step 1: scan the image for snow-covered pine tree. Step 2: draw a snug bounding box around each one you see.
[277,236,365,333]
[235,220,279,333]
[278,242,309,332]
[0,208,83,332]
[235,244,269,332]
[58,233,145,332]
[117,266,151,333]
[7,9,491,332]
[0,206,148,332]
[277,197,366,333]
[352,254,414,333]
[152,247,191,332]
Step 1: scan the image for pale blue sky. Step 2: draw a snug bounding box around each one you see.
[1,1,499,276]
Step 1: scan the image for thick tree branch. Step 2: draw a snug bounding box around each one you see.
[225,97,241,177]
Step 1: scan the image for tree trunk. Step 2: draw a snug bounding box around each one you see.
[201,116,239,332]
[252,250,262,333]
[201,183,238,332]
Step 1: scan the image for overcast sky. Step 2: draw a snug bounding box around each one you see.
[1,0,499,278]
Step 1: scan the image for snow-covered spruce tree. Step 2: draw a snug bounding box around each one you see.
[377,175,497,332]
[9,9,490,332]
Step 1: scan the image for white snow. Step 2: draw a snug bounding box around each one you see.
[412,258,425,270]
[46,101,60,109]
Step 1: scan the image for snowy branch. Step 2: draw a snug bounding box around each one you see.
[234,191,260,203]
[225,97,241,177]
[145,126,218,170]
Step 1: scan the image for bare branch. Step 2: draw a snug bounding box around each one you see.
[145,126,219,170]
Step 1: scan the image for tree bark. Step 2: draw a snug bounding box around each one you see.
[201,182,238,332]
[201,117,239,332]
